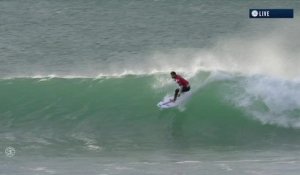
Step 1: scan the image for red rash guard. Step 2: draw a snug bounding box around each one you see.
[175,75,189,88]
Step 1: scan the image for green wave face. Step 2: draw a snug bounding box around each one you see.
[1,72,300,155]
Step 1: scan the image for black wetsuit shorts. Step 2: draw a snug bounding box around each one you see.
[181,86,190,92]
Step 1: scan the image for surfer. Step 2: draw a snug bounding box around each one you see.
[170,71,190,102]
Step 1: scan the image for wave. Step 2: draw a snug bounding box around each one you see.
[1,71,300,153]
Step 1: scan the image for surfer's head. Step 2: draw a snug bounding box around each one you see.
[170,71,176,79]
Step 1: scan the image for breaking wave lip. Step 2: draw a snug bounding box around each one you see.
[0,69,205,82]
[0,70,171,80]
[1,74,89,80]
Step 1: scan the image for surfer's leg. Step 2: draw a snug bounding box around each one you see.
[174,88,179,101]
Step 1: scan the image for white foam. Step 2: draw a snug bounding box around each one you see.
[228,74,300,128]
[30,167,56,174]
[176,160,201,164]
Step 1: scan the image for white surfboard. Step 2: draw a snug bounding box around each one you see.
[157,91,192,109]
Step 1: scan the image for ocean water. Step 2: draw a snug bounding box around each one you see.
[1,0,300,175]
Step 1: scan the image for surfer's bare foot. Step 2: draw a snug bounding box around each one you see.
[170,99,175,102]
